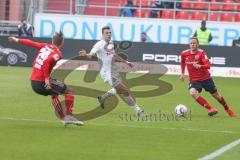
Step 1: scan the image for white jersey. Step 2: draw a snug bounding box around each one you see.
[90,40,121,87]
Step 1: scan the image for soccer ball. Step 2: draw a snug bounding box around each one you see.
[175,104,188,117]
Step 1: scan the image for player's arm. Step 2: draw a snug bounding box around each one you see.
[200,52,210,69]
[43,61,51,89]
[113,53,133,68]
[180,53,185,81]
[79,43,99,59]
[8,36,44,49]
[42,59,52,89]
[42,54,60,89]
[79,50,94,59]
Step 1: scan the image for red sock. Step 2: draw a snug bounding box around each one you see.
[65,94,74,115]
[196,96,213,110]
[218,97,229,110]
[51,95,65,119]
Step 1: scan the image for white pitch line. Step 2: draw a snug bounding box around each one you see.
[181,128,234,134]
[0,116,237,135]
[198,139,240,160]
[0,117,57,123]
[89,123,236,134]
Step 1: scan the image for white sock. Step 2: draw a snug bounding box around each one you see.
[101,88,117,100]
[124,96,142,113]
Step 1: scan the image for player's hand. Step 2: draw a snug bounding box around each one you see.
[193,62,201,69]
[8,37,19,43]
[79,50,87,57]
[44,78,51,90]
[126,61,134,68]
[180,74,185,82]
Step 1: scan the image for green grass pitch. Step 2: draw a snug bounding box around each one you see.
[0,66,239,160]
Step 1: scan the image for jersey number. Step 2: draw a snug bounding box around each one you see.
[34,47,52,69]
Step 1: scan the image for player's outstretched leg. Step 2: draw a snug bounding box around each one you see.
[189,88,218,116]
[64,89,74,115]
[62,89,84,126]
[115,83,144,115]
[98,88,117,108]
[211,92,236,117]
[51,95,65,119]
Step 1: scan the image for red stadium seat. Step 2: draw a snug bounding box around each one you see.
[47,0,74,14]
[237,4,240,11]
[181,0,191,9]
[234,13,240,22]
[210,2,221,10]
[220,12,233,22]
[222,0,235,11]
[161,10,174,19]
[176,11,189,20]
[120,0,127,6]
[136,0,149,7]
[84,6,105,16]
[208,12,218,21]
[134,10,150,18]
[191,12,206,20]
[107,6,119,16]
[192,0,206,10]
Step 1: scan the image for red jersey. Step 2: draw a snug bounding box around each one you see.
[181,49,211,82]
[19,39,62,82]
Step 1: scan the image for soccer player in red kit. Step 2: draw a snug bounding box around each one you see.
[180,37,236,117]
[8,32,83,126]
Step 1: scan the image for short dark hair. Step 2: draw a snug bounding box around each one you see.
[52,31,64,46]
[102,26,110,34]
[190,37,199,44]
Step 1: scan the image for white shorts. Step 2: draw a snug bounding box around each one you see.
[101,72,122,87]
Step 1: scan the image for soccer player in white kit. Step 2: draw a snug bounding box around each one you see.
[79,26,143,115]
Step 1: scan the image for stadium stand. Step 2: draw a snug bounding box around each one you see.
[235,13,240,22]
[220,12,233,22]
[135,0,149,7]
[192,0,206,10]
[176,11,189,20]
[1,0,240,33]
[208,12,218,21]
[46,0,75,14]
[161,10,174,19]
[210,2,221,11]
[222,0,235,11]
[192,12,206,20]
[84,0,120,16]
[181,0,191,9]
[134,9,151,18]
[237,3,240,11]
[66,0,240,22]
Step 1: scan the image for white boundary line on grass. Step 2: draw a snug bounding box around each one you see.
[0,117,237,135]
[88,122,236,134]
[198,139,240,160]
[0,117,56,123]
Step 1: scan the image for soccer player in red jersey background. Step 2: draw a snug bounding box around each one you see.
[8,32,83,126]
[180,37,236,117]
